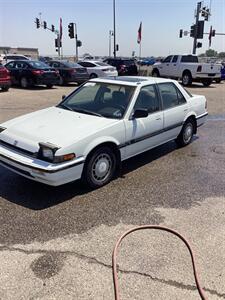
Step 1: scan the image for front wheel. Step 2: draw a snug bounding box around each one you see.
[176,120,194,147]
[1,86,9,92]
[89,73,98,79]
[82,146,117,189]
[152,69,159,77]
[46,84,53,88]
[202,79,212,87]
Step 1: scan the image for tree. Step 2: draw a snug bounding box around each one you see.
[205,49,217,57]
[218,52,225,58]
[199,53,206,57]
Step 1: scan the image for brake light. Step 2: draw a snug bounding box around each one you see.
[120,64,126,70]
[197,65,202,72]
[32,70,44,75]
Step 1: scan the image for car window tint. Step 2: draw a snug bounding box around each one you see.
[181,55,198,63]
[163,56,172,63]
[6,62,15,68]
[134,85,160,113]
[172,55,178,63]
[158,83,181,109]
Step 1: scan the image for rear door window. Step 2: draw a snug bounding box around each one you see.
[158,83,186,110]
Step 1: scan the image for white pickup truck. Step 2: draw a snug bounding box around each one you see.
[152,54,221,87]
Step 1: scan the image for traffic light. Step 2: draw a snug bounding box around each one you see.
[190,25,196,38]
[77,40,82,47]
[212,29,216,37]
[51,25,55,32]
[179,29,183,38]
[55,39,62,48]
[43,21,47,29]
[116,44,119,51]
[197,42,202,48]
[197,20,204,39]
[68,23,74,38]
[35,18,40,29]
[205,9,210,21]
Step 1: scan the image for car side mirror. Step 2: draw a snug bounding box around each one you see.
[132,109,148,119]
[62,95,66,100]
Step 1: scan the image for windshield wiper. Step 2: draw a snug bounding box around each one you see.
[57,103,74,111]
[72,108,103,117]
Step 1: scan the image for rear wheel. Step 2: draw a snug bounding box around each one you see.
[176,119,194,147]
[46,84,53,88]
[20,77,29,88]
[182,72,192,86]
[82,146,117,188]
[202,79,212,87]
[1,86,9,92]
[215,78,221,84]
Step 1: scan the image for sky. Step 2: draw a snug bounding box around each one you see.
[0,0,224,57]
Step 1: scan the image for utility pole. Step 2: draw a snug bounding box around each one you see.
[193,1,201,54]
[113,0,116,58]
[75,23,78,61]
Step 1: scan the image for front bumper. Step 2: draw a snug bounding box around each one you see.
[0,80,11,88]
[0,144,85,186]
[196,112,208,127]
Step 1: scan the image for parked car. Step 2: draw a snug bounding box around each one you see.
[0,63,11,91]
[152,54,221,86]
[214,63,225,83]
[4,60,59,88]
[0,77,208,188]
[138,57,156,66]
[0,54,30,65]
[38,56,53,64]
[103,58,138,76]
[48,60,89,85]
[77,60,118,78]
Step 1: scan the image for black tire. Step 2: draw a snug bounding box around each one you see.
[20,77,29,88]
[89,73,98,79]
[176,119,195,147]
[182,72,192,86]
[46,84,53,88]
[1,86,9,92]
[82,146,117,188]
[202,79,212,87]
[152,69,160,77]
[215,78,221,84]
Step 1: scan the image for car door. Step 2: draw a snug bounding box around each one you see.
[124,84,164,158]
[158,55,173,77]
[168,55,179,78]
[157,82,189,141]
[5,61,16,83]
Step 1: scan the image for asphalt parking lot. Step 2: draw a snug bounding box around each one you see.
[0,82,225,299]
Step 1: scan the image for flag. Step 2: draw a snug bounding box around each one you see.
[137,22,142,44]
[209,25,212,47]
[59,18,63,41]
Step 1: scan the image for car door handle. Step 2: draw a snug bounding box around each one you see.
[155,116,162,120]
[184,109,188,112]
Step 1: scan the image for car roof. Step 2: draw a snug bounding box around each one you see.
[91,76,176,86]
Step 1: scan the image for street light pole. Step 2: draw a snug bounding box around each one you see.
[75,23,78,61]
[109,30,113,57]
[113,0,116,58]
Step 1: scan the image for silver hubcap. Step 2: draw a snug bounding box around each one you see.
[183,124,193,143]
[92,154,112,182]
[183,75,189,85]
[21,78,27,88]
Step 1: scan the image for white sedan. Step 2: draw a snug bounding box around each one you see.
[0,77,207,188]
[78,60,118,78]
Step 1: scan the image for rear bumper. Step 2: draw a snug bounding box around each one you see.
[35,77,59,85]
[196,112,208,127]
[0,145,85,186]
[0,80,11,87]
[195,73,221,80]
[68,75,89,83]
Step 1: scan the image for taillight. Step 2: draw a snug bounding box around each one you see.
[197,65,202,72]
[32,70,44,75]
[54,70,59,74]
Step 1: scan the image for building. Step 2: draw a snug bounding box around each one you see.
[0,47,39,59]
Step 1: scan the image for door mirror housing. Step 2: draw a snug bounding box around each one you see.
[132,109,148,119]
[62,95,66,100]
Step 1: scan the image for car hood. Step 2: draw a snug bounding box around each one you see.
[1,107,118,152]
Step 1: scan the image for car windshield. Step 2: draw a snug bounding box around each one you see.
[28,61,50,69]
[63,61,82,68]
[58,82,135,119]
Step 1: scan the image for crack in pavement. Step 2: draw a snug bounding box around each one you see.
[0,245,225,298]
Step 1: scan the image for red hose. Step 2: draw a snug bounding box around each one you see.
[112,225,207,300]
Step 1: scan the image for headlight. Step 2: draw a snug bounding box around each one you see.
[38,142,75,163]
[0,126,6,133]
